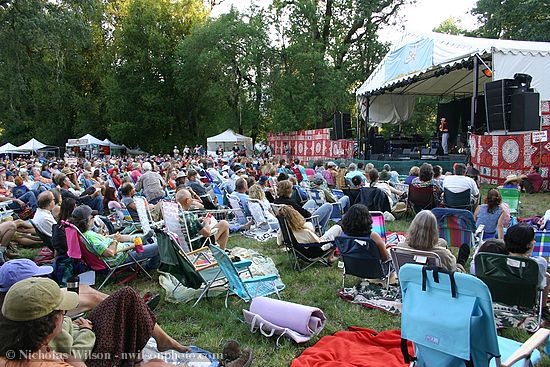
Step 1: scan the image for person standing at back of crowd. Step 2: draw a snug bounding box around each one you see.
[439,117,449,155]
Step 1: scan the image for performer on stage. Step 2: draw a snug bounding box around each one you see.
[439,117,449,155]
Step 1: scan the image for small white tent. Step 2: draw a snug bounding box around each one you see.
[206,129,253,153]
[15,138,47,152]
[66,134,106,147]
[0,143,18,154]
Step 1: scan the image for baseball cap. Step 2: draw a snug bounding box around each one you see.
[71,205,98,220]
[258,175,268,185]
[2,278,78,321]
[0,259,53,292]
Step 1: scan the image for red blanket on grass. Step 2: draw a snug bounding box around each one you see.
[291,327,412,367]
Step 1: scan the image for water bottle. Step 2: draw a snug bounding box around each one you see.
[67,275,79,294]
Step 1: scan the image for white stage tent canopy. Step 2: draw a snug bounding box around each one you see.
[16,138,48,152]
[66,134,120,147]
[356,32,550,125]
[0,143,18,154]
[102,139,123,148]
[206,129,253,152]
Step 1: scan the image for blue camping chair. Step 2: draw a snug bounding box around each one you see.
[334,235,393,288]
[399,264,550,367]
[207,244,284,307]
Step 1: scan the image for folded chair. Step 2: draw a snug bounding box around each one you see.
[407,185,437,214]
[227,194,249,225]
[134,196,163,233]
[498,188,521,216]
[62,221,152,290]
[334,235,393,288]
[277,215,333,272]
[155,229,252,307]
[475,252,544,331]
[432,207,483,249]
[443,188,474,212]
[207,243,284,307]
[390,247,441,276]
[399,264,549,367]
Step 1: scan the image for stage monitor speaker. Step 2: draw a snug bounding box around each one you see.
[329,128,336,140]
[333,112,344,139]
[510,92,540,132]
[485,79,516,131]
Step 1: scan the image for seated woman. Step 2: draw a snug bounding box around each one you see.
[102,186,119,216]
[411,163,442,205]
[0,277,192,367]
[504,223,550,305]
[400,210,469,272]
[248,184,279,231]
[274,180,332,233]
[120,182,140,222]
[69,205,159,270]
[474,188,506,240]
[276,205,341,262]
[340,204,388,261]
[404,166,420,185]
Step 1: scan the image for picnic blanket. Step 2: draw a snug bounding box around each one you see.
[142,338,218,366]
[493,303,540,333]
[160,247,284,303]
[338,282,402,315]
[241,227,278,242]
[291,327,411,367]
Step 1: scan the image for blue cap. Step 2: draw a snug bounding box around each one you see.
[0,259,53,292]
[258,175,268,185]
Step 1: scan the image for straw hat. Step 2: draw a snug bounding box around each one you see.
[504,174,521,184]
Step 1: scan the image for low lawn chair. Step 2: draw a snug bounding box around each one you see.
[432,207,482,249]
[532,230,550,266]
[62,221,152,290]
[389,246,441,276]
[342,188,361,205]
[227,194,249,225]
[498,187,521,216]
[475,252,543,331]
[334,235,393,288]
[30,220,53,251]
[407,184,437,214]
[399,264,550,367]
[277,215,333,272]
[207,243,284,307]
[307,188,325,207]
[134,196,164,232]
[155,229,252,307]
[443,188,474,212]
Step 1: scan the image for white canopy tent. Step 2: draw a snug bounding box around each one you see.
[356,32,550,125]
[66,134,107,147]
[206,129,253,153]
[102,139,122,148]
[15,138,47,152]
[0,143,18,154]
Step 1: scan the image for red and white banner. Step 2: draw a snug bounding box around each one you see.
[267,128,354,162]
[470,101,550,188]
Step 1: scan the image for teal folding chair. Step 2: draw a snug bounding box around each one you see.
[207,243,284,307]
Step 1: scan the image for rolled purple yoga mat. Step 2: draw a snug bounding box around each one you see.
[249,297,326,336]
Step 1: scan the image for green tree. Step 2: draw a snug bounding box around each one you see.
[104,0,208,152]
[472,0,550,41]
[433,17,467,35]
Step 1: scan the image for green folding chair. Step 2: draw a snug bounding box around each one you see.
[498,188,520,216]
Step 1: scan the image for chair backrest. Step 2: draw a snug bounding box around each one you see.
[399,264,500,366]
[474,252,539,308]
[307,188,325,206]
[390,246,441,275]
[276,215,297,249]
[432,207,476,247]
[227,194,247,224]
[342,188,361,204]
[394,182,409,195]
[532,230,550,264]
[248,199,268,226]
[369,211,386,243]
[357,187,391,213]
[133,196,152,232]
[498,188,520,213]
[160,201,190,252]
[443,188,471,209]
[334,235,387,279]
[408,184,436,210]
[62,221,107,271]
[30,220,53,250]
[207,243,250,301]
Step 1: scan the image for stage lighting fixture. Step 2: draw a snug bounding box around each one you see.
[482,69,493,77]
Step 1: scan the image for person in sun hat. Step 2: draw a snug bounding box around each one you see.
[502,174,522,190]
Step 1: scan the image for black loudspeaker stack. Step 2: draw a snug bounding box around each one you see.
[333,111,353,140]
[485,75,540,132]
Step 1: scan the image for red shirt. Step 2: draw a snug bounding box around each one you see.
[527,172,543,192]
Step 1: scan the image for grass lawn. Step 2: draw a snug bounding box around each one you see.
[57,187,550,365]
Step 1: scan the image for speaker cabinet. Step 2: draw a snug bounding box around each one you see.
[485,79,516,131]
[510,92,540,132]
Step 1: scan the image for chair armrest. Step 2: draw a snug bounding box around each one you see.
[195,262,218,272]
[501,328,550,367]
[475,224,485,235]
[242,274,278,283]
[187,246,209,255]
[295,241,332,248]
[233,259,252,269]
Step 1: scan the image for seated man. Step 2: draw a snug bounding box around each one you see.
[369,169,403,208]
[185,169,208,197]
[345,163,367,188]
[232,178,251,216]
[57,173,103,214]
[32,191,57,237]
[442,163,479,205]
[310,174,350,213]
[176,189,230,250]
[120,182,140,222]
[135,162,166,205]
[521,166,543,193]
